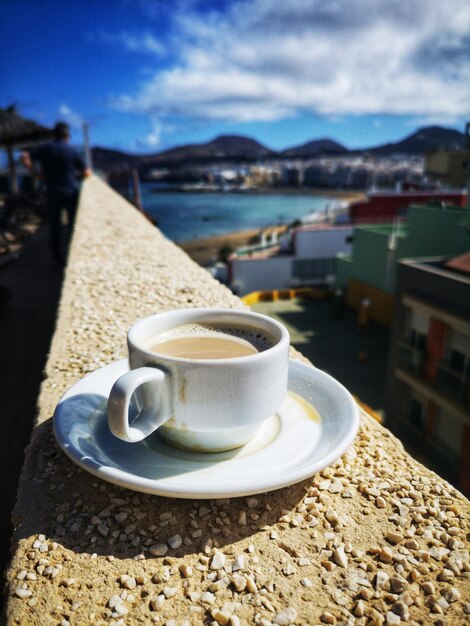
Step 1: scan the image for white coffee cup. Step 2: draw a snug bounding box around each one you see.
[107,308,290,452]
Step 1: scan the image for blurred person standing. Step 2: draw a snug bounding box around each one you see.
[22,122,91,265]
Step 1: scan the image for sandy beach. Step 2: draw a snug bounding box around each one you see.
[180,225,289,265]
[180,189,365,265]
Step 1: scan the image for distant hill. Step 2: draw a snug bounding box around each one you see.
[91,126,466,172]
[140,134,277,165]
[92,146,137,171]
[362,126,465,156]
[281,138,348,158]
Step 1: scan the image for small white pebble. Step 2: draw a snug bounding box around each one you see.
[282,563,296,576]
[333,546,348,568]
[149,595,165,611]
[436,596,449,611]
[232,555,244,571]
[273,608,297,625]
[168,534,182,549]
[119,574,136,590]
[163,586,177,598]
[237,511,247,525]
[201,591,216,605]
[179,564,193,578]
[211,551,226,570]
[375,570,390,589]
[149,543,168,557]
[329,479,343,493]
[232,575,247,592]
[354,600,365,617]
[380,547,393,563]
[108,595,121,608]
[386,611,401,625]
[386,531,403,545]
[211,609,231,625]
[114,604,129,616]
[441,586,460,603]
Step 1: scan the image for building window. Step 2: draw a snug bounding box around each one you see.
[409,398,424,429]
[409,329,427,352]
[399,327,427,374]
[448,349,467,376]
[404,309,429,350]
[433,410,463,456]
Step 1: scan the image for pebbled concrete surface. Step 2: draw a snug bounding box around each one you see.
[3,177,469,626]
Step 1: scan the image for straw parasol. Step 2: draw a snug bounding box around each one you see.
[0,107,53,194]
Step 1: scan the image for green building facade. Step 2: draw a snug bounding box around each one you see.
[337,204,470,294]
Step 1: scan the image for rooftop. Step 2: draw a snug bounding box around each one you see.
[445,251,470,276]
[401,255,470,286]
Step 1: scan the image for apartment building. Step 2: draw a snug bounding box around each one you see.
[385,255,470,494]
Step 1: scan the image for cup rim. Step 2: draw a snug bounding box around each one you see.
[127,307,290,364]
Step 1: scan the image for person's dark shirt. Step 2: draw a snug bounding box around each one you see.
[32,141,86,195]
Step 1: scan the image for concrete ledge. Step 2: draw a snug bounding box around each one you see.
[4,178,469,625]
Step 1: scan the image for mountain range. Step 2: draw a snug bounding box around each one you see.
[91,126,465,172]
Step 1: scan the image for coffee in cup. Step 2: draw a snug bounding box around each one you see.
[146,322,276,360]
[107,308,289,452]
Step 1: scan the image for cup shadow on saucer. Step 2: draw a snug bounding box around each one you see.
[56,393,248,481]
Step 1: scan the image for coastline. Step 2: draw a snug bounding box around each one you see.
[175,189,366,265]
[148,185,366,201]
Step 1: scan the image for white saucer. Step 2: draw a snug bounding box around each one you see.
[53,359,359,499]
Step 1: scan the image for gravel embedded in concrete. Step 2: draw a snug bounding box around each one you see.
[4,177,470,626]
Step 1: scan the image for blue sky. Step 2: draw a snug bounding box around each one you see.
[1,0,469,153]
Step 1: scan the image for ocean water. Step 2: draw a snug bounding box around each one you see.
[141,185,332,242]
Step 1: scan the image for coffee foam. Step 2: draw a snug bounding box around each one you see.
[149,322,276,353]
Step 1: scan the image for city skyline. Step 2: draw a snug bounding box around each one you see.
[1,0,469,152]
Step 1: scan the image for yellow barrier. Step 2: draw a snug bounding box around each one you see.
[354,396,383,423]
[242,287,331,305]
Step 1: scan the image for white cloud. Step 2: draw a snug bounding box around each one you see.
[113,0,470,123]
[58,104,83,128]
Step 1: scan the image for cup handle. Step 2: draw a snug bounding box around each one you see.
[107,367,170,442]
